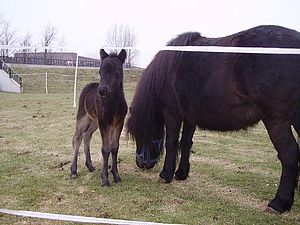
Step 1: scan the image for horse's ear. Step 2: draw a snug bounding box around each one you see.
[118,49,127,63]
[100,49,109,60]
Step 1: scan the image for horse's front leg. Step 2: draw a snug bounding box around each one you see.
[159,109,181,183]
[100,125,110,187]
[175,121,196,180]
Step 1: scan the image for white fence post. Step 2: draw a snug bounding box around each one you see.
[45,72,48,94]
[73,54,79,107]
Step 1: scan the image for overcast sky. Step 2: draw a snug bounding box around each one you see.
[1,0,300,67]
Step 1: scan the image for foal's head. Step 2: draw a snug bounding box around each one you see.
[98,49,127,97]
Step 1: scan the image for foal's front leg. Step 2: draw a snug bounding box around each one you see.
[100,125,111,187]
[110,122,124,184]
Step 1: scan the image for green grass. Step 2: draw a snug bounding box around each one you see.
[0,66,299,224]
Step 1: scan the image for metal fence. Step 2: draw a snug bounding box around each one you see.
[0,56,100,68]
[0,59,22,87]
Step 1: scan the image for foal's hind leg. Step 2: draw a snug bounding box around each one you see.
[175,122,196,180]
[70,115,90,178]
[263,119,299,213]
[83,121,98,172]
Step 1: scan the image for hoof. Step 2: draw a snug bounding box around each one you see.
[70,173,78,179]
[159,177,170,183]
[101,182,111,187]
[159,175,172,183]
[159,171,173,183]
[114,177,122,184]
[88,166,95,172]
[175,170,188,181]
[265,206,281,214]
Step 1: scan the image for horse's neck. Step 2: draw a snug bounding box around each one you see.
[102,89,126,108]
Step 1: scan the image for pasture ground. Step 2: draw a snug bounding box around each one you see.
[0,66,299,224]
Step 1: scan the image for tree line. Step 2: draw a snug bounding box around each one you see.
[0,14,138,67]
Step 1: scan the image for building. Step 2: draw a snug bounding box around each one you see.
[7,52,101,67]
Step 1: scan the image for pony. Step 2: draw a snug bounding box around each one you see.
[127,25,300,213]
[70,49,127,187]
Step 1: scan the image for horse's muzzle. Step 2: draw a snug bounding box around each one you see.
[98,85,110,97]
[135,138,164,169]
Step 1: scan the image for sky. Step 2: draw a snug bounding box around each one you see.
[1,0,300,67]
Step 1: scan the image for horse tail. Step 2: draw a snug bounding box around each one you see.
[126,32,201,145]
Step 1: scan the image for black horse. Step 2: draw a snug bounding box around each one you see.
[71,49,127,187]
[127,25,300,213]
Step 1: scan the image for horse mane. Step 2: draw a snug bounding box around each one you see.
[127,32,202,144]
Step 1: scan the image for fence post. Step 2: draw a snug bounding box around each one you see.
[45,72,48,94]
[73,54,79,107]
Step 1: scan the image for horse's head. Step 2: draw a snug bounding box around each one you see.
[133,119,165,169]
[135,137,164,169]
[98,49,126,97]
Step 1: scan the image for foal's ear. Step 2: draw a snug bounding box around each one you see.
[118,49,127,63]
[100,49,109,60]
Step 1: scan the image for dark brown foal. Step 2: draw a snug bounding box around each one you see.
[70,49,127,186]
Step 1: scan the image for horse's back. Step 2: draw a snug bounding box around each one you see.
[215,25,300,48]
[178,25,300,130]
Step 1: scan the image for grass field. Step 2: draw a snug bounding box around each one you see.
[0,65,299,224]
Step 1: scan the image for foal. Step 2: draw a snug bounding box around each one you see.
[70,49,127,186]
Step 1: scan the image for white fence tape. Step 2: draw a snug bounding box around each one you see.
[0,208,184,225]
[103,46,300,54]
[2,44,300,54]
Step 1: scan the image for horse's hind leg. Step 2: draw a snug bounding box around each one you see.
[83,121,98,172]
[292,103,300,137]
[292,106,300,191]
[263,119,299,213]
[175,122,196,180]
[70,115,90,178]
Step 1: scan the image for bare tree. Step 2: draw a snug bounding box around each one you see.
[105,24,138,68]
[0,14,5,39]
[41,23,57,49]
[20,33,32,52]
[40,23,57,64]
[19,33,32,63]
[0,19,18,57]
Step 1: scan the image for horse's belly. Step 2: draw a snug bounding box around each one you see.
[195,104,261,131]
